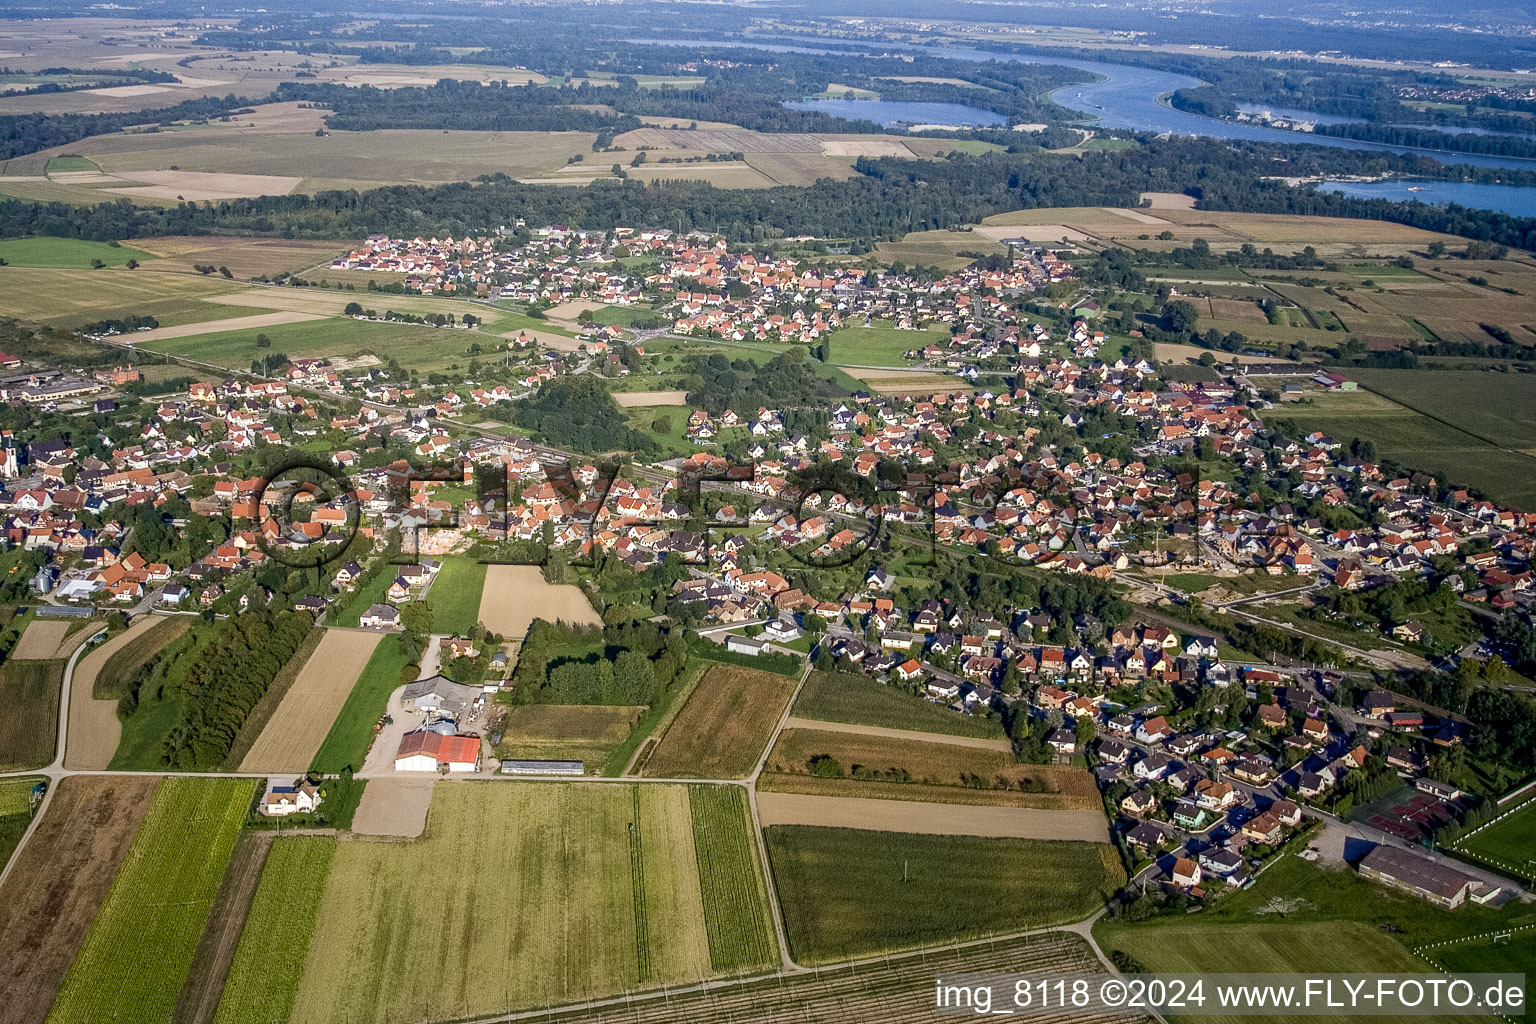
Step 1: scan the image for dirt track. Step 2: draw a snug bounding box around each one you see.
[754,791,1110,842]
[239,630,382,774]
[351,778,434,837]
[781,716,1014,752]
[64,616,171,770]
[479,565,601,639]
[0,776,159,1024]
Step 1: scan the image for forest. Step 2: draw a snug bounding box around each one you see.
[508,373,654,454]
[6,137,1536,249]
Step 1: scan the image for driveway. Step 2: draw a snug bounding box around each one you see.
[359,684,419,777]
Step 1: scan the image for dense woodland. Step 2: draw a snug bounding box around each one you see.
[509,374,653,454]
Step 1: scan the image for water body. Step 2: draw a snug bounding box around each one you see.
[653,36,1536,174]
[784,97,1005,128]
[1316,180,1536,216]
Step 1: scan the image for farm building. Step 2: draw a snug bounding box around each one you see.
[395,730,481,772]
[400,676,480,721]
[725,634,767,656]
[1357,845,1477,909]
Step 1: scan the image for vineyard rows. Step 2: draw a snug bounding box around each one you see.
[46,777,256,1024]
[688,784,777,973]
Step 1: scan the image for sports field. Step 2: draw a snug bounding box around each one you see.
[479,564,602,638]
[287,782,775,1024]
[1454,798,1536,871]
[239,629,382,773]
[641,664,799,779]
[764,825,1123,964]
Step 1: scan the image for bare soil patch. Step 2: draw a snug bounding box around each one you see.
[478,564,601,639]
[0,775,159,1024]
[641,664,798,780]
[351,777,434,837]
[240,629,382,774]
[817,138,915,158]
[755,792,1110,841]
[11,619,72,661]
[1140,191,1198,209]
[613,389,688,408]
[127,311,324,343]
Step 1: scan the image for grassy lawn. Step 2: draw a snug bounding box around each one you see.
[0,236,155,269]
[45,155,101,172]
[424,556,487,635]
[496,704,644,767]
[1453,798,1536,873]
[0,776,43,870]
[309,640,413,774]
[791,669,1005,738]
[625,404,699,457]
[827,322,950,367]
[765,825,1122,964]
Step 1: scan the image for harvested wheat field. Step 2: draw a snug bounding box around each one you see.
[641,664,798,780]
[613,389,688,407]
[127,311,324,343]
[0,775,159,1024]
[478,564,601,639]
[240,630,382,773]
[756,792,1110,841]
[65,616,183,770]
[350,778,434,837]
[11,619,73,661]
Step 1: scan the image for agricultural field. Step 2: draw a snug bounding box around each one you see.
[513,930,1114,1024]
[756,791,1110,840]
[0,265,243,325]
[0,236,154,269]
[286,782,774,1024]
[46,777,256,1024]
[89,614,189,700]
[309,639,413,774]
[213,837,337,1024]
[640,664,800,779]
[826,322,951,366]
[764,825,1123,964]
[763,726,1098,807]
[239,629,381,773]
[11,618,80,660]
[174,833,274,1024]
[872,229,1008,271]
[0,658,66,771]
[127,235,347,279]
[425,556,488,635]
[686,785,778,972]
[1348,368,1536,451]
[496,704,645,766]
[0,776,159,1024]
[791,670,1004,738]
[1451,798,1536,873]
[1267,388,1536,510]
[479,564,602,639]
